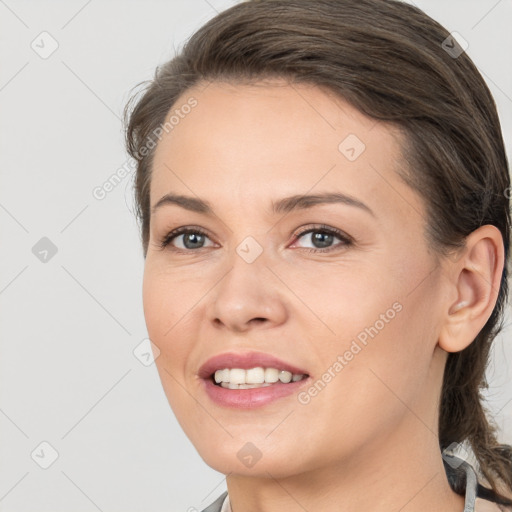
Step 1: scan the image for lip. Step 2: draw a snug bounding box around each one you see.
[198,351,311,409]
[201,376,311,408]
[198,351,309,379]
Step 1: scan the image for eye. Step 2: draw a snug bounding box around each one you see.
[291,224,353,253]
[158,226,215,251]
[158,224,353,254]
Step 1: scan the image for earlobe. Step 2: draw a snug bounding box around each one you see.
[438,225,504,354]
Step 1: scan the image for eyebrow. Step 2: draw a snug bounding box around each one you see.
[151,192,375,217]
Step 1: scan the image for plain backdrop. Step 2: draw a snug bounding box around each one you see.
[0,0,511,510]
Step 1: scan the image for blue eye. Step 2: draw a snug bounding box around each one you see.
[293,225,353,253]
[159,227,213,250]
[158,224,353,253]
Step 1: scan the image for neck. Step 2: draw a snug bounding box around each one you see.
[226,414,465,512]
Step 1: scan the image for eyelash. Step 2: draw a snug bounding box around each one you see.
[158,224,353,254]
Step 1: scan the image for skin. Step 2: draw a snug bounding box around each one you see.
[143,79,504,512]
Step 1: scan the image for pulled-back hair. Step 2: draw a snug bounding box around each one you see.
[124,0,512,504]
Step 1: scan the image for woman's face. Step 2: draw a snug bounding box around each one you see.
[143,80,449,476]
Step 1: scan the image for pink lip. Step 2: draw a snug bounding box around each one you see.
[198,351,311,409]
[201,377,311,408]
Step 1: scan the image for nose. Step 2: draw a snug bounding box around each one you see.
[207,251,288,333]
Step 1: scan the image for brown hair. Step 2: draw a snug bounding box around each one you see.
[124,0,512,503]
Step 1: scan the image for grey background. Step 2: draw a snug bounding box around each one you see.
[0,0,511,510]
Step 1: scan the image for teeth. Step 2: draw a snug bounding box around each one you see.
[221,382,273,389]
[264,368,279,383]
[213,367,306,388]
[246,367,265,384]
[279,370,292,383]
[230,368,246,385]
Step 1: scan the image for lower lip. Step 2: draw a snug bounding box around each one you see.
[202,377,310,408]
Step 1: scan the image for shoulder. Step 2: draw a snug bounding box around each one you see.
[200,490,229,512]
[475,497,512,512]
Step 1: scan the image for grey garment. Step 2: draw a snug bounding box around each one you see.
[201,490,228,512]
[451,456,478,512]
[200,455,479,512]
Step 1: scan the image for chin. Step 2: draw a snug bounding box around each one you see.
[194,438,306,478]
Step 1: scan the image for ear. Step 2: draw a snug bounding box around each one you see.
[438,225,505,353]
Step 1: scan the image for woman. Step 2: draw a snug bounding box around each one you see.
[124,0,512,510]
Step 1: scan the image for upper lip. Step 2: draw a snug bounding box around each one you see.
[198,351,309,379]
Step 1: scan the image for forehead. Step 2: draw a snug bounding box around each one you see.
[153,79,386,163]
[150,80,422,222]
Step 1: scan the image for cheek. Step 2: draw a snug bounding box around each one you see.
[310,251,438,397]
[142,262,218,390]
[142,266,191,382]
[335,270,440,414]
[299,301,434,462]
[142,267,196,414]
[142,267,167,339]
[275,257,399,349]
[142,263,204,338]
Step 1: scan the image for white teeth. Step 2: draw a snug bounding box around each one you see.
[213,367,306,388]
[264,368,279,383]
[229,368,246,384]
[279,370,292,383]
[246,367,265,384]
[220,382,273,389]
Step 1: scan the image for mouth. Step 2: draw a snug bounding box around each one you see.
[198,351,311,408]
[209,367,309,389]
